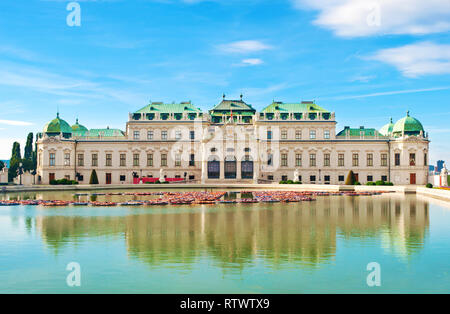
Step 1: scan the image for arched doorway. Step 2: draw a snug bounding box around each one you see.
[208,155,220,179]
[241,156,254,179]
[225,156,237,179]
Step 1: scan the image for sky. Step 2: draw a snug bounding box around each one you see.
[0,0,449,163]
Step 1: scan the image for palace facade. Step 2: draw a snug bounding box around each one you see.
[36,97,429,185]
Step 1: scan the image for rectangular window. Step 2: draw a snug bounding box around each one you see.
[120,175,126,182]
[175,130,182,140]
[395,153,401,166]
[147,130,153,140]
[324,153,330,167]
[295,130,302,140]
[324,130,330,139]
[268,175,274,181]
[382,175,388,182]
[352,153,359,167]
[310,130,316,139]
[295,154,302,167]
[147,154,153,167]
[189,154,195,167]
[267,130,272,140]
[120,154,126,167]
[161,131,168,140]
[424,153,427,166]
[161,154,167,167]
[281,130,287,140]
[49,153,56,166]
[77,154,84,167]
[324,175,330,182]
[64,153,70,166]
[133,154,140,167]
[310,153,316,167]
[133,130,140,140]
[410,153,416,166]
[190,131,195,140]
[281,153,288,167]
[310,175,316,182]
[338,154,345,167]
[282,175,288,182]
[338,175,345,182]
[106,154,112,167]
[267,154,273,166]
[367,175,373,182]
[381,153,388,167]
[367,153,373,167]
[175,154,181,167]
[92,154,98,167]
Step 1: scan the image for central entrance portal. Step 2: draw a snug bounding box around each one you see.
[225,156,237,179]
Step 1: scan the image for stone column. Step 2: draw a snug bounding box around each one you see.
[220,161,225,180]
[237,159,242,180]
[253,161,260,184]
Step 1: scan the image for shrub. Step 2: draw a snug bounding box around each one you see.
[294,181,302,184]
[375,180,385,186]
[345,171,357,185]
[89,169,99,185]
[366,182,376,186]
[355,182,361,186]
[426,183,433,188]
[50,179,78,185]
[385,182,394,186]
[286,180,294,184]
[279,181,287,184]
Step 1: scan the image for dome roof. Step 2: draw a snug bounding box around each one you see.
[392,111,424,137]
[71,118,88,132]
[43,113,73,134]
[379,118,394,136]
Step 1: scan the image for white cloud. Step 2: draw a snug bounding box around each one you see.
[0,120,33,126]
[369,42,450,77]
[293,0,450,37]
[241,58,264,66]
[218,40,272,54]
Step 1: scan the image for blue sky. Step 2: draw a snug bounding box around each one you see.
[0,0,449,163]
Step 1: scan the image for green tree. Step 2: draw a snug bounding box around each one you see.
[345,170,357,185]
[89,169,99,185]
[0,160,4,171]
[24,133,33,160]
[8,142,21,182]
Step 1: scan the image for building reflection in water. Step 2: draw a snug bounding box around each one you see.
[33,195,429,270]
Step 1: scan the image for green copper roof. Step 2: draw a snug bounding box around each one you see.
[73,128,125,138]
[210,99,256,113]
[261,101,329,113]
[71,119,88,132]
[135,102,201,114]
[337,127,383,138]
[392,111,424,136]
[379,118,394,136]
[43,113,72,134]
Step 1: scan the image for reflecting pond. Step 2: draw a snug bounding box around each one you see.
[1,189,449,293]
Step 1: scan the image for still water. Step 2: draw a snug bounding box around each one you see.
[1,189,449,293]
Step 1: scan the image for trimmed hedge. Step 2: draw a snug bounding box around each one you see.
[426,183,433,188]
[279,180,302,184]
[50,179,79,185]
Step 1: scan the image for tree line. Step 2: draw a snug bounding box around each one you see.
[4,133,37,182]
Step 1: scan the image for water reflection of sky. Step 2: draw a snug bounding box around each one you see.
[0,192,449,293]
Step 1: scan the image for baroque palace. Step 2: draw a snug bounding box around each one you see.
[36,96,429,185]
